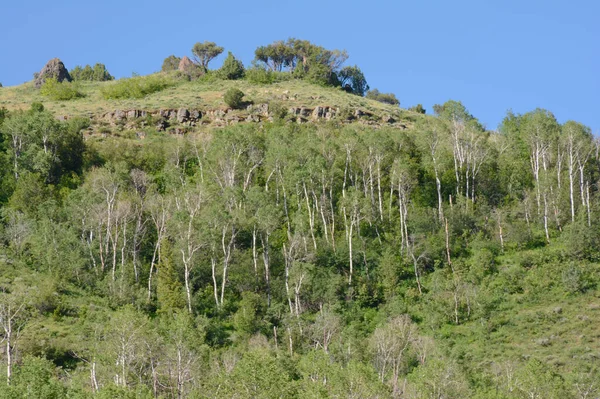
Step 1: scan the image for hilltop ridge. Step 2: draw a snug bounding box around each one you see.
[0,75,418,135]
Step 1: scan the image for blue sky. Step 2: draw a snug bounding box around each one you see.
[1,0,598,132]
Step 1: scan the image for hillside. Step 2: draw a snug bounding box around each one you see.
[0,75,414,133]
[0,62,598,399]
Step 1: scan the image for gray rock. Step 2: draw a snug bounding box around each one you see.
[190,110,201,120]
[127,110,140,119]
[34,58,72,88]
[177,108,190,123]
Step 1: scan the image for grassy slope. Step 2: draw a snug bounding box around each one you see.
[0,75,410,122]
[432,244,600,380]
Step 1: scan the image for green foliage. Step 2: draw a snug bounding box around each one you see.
[409,104,426,114]
[0,77,600,398]
[191,41,224,69]
[433,99,484,130]
[30,102,44,112]
[232,292,266,337]
[70,63,114,81]
[40,78,84,101]
[157,239,185,313]
[223,87,245,109]
[100,74,173,99]
[366,89,400,105]
[245,66,276,84]
[217,52,245,80]
[1,108,86,184]
[0,356,67,399]
[255,40,296,72]
[268,100,288,120]
[338,65,369,96]
[161,55,181,72]
[217,349,298,398]
[254,38,348,87]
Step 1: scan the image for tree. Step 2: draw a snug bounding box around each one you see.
[161,55,181,72]
[0,286,30,385]
[1,108,86,183]
[191,41,224,70]
[156,238,186,313]
[70,63,113,81]
[156,311,205,399]
[338,65,369,96]
[105,306,149,388]
[254,40,296,71]
[370,316,416,393]
[218,52,245,80]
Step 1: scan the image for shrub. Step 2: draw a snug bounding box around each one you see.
[218,52,245,80]
[409,104,426,114]
[224,88,245,109]
[30,102,44,112]
[40,78,84,100]
[366,89,400,106]
[268,100,288,120]
[245,66,292,85]
[246,66,275,84]
[100,74,173,99]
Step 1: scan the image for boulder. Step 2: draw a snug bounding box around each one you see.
[177,108,190,123]
[190,110,202,120]
[178,56,195,72]
[34,58,72,88]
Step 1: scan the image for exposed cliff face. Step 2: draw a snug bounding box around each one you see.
[92,103,405,134]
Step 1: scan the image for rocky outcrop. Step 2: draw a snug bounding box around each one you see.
[178,56,195,72]
[95,103,403,133]
[35,58,72,88]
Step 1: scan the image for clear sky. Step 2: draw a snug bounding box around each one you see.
[1,0,598,132]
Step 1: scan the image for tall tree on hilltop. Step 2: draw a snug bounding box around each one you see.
[191,41,224,70]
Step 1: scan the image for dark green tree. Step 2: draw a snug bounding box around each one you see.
[157,238,185,314]
[218,52,245,80]
[338,65,369,96]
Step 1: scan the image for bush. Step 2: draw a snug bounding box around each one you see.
[366,89,400,106]
[40,78,84,100]
[224,88,245,109]
[268,100,288,120]
[100,74,173,99]
[245,66,275,84]
[409,104,426,114]
[161,55,181,72]
[245,66,292,85]
[218,52,245,80]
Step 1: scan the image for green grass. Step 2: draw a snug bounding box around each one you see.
[430,245,600,376]
[0,72,419,126]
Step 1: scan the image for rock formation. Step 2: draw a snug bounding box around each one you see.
[178,56,195,72]
[34,58,72,88]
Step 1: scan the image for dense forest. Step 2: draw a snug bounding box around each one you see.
[0,40,599,398]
